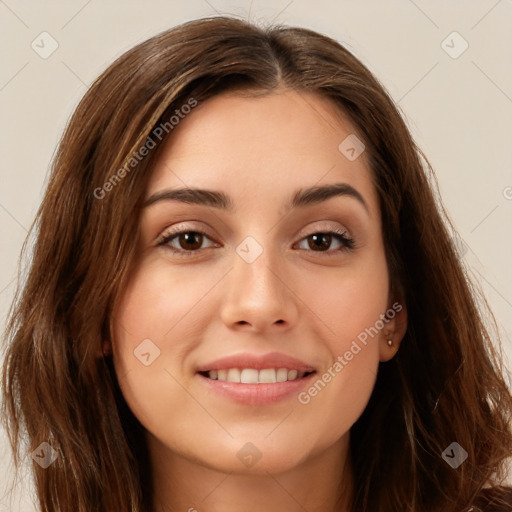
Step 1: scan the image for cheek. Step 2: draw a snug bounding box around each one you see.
[297,250,390,353]
[296,348,378,458]
[295,284,384,448]
[112,257,220,347]
[110,260,224,429]
[291,251,388,427]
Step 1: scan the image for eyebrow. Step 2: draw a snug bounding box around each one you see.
[143,182,369,214]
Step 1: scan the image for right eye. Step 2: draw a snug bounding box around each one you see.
[158,229,219,256]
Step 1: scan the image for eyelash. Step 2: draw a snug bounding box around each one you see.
[157,226,355,258]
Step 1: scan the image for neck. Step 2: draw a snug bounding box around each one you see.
[148,433,354,512]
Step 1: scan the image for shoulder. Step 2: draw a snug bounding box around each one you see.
[470,486,512,511]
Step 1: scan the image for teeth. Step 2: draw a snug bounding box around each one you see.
[240,368,259,383]
[206,367,310,383]
[287,369,298,380]
[227,368,241,383]
[259,369,276,383]
[276,368,288,382]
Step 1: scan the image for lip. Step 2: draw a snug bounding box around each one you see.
[195,351,316,373]
[195,351,317,405]
[197,371,317,405]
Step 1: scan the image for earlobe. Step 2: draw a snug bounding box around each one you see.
[379,300,407,362]
[103,340,112,356]
[379,337,399,362]
[97,340,112,358]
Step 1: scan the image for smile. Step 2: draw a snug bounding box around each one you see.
[198,368,314,383]
[196,370,317,405]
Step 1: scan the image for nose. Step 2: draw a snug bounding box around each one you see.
[220,242,299,333]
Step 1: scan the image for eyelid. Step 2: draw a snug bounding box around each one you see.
[295,221,352,239]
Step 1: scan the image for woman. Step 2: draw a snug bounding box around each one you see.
[2,15,511,512]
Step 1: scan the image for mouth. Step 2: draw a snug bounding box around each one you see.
[196,368,318,405]
[195,352,317,404]
[198,368,316,383]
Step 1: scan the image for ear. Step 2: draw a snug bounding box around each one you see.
[378,297,407,362]
[96,340,112,359]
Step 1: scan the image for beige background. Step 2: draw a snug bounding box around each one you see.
[1,0,511,510]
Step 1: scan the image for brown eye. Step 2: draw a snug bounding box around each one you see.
[175,232,204,251]
[158,229,217,255]
[297,231,355,253]
[307,233,333,251]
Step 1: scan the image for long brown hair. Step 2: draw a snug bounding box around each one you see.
[2,15,511,512]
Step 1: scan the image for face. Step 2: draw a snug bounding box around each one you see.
[111,89,406,475]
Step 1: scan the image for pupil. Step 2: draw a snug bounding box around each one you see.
[310,233,331,251]
[181,232,202,250]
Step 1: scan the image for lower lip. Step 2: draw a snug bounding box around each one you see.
[197,372,317,405]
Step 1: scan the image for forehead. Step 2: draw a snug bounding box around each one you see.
[146,89,378,217]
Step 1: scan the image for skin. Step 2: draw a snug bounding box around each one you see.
[110,88,407,512]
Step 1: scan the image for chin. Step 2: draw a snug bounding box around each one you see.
[199,435,312,475]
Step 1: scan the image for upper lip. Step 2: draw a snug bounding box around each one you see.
[196,351,316,373]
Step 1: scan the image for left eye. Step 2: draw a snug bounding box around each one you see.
[296,231,354,252]
[158,229,354,256]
